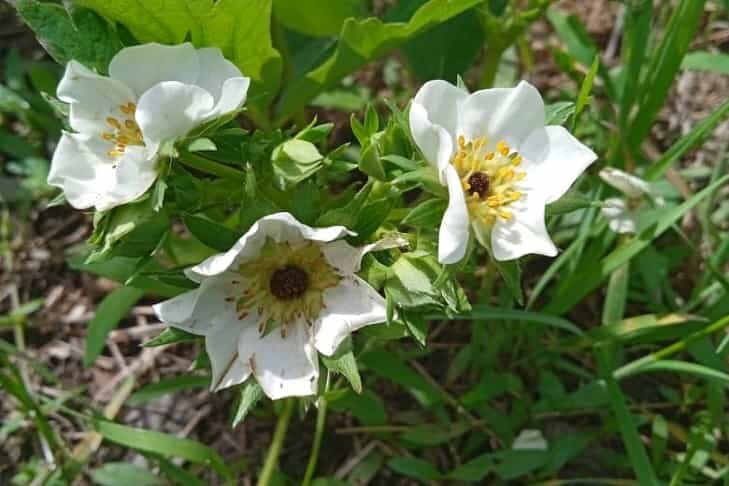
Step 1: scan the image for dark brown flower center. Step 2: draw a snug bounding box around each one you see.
[269,265,309,300]
[467,172,490,198]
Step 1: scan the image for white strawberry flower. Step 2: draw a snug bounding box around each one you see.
[599,167,660,235]
[48,43,250,211]
[153,212,395,400]
[409,80,597,263]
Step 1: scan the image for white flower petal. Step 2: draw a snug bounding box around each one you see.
[153,275,238,335]
[409,103,455,177]
[491,192,557,261]
[513,429,548,451]
[599,168,650,198]
[438,165,470,264]
[95,145,158,211]
[460,81,545,148]
[409,80,467,174]
[206,77,251,119]
[207,317,254,391]
[57,61,136,135]
[312,276,386,356]
[602,197,638,234]
[413,79,468,137]
[194,48,243,97]
[239,320,318,399]
[47,133,112,209]
[186,212,354,282]
[519,125,597,204]
[321,236,408,276]
[135,81,215,147]
[109,43,199,98]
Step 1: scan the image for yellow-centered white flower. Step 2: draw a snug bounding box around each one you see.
[153,213,394,400]
[48,43,250,211]
[409,80,597,263]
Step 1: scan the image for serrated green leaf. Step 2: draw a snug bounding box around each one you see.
[15,1,121,73]
[273,0,364,37]
[232,381,264,427]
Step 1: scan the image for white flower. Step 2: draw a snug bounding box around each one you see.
[48,43,250,211]
[512,429,548,451]
[599,168,660,235]
[153,212,393,400]
[409,80,597,263]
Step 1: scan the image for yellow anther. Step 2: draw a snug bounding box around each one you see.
[499,210,512,220]
[496,140,510,155]
[458,135,466,148]
[516,172,527,181]
[511,154,522,166]
[106,117,121,129]
[119,102,136,114]
[484,152,495,161]
[101,132,114,141]
[124,119,137,129]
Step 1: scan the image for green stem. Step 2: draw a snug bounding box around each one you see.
[257,399,295,486]
[301,397,328,486]
[177,150,246,181]
[479,43,506,89]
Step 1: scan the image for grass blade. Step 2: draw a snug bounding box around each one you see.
[84,286,145,366]
[595,346,659,485]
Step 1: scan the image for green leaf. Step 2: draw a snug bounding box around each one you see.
[389,2,484,83]
[595,346,660,486]
[84,286,145,366]
[128,375,210,405]
[143,327,200,347]
[327,389,387,425]
[681,51,729,75]
[545,190,594,216]
[491,259,524,305]
[619,0,652,127]
[90,463,163,486]
[617,360,729,388]
[388,457,441,481]
[572,55,599,131]
[197,0,282,114]
[232,381,264,427]
[15,1,121,73]
[321,337,362,393]
[601,262,630,326]
[401,422,470,447]
[544,101,575,126]
[88,199,170,262]
[183,214,240,252]
[644,100,729,180]
[360,349,442,407]
[94,420,232,481]
[273,0,364,37]
[628,0,707,147]
[402,198,446,228]
[432,305,584,336]
[275,0,482,121]
[73,0,210,45]
[544,175,729,315]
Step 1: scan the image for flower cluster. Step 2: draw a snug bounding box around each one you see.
[49,44,598,401]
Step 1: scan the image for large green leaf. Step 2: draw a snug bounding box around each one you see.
[195,0,282,114]
[274,0,482,122]
[386,0,484,83]
[15,0,121,73]
[273,0,365,37]
[73,0,212,45]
